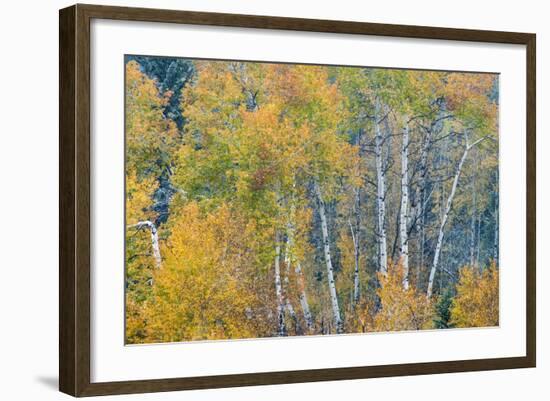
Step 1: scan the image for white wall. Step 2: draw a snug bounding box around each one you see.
[0,0,545,400]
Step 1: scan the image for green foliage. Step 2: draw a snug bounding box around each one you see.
[433,288,455,329]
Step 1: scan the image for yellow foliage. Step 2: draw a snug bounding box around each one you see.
[450,262,499,328]
[125,60,178,176]
[126,170,158,225]
[374,261,434,332]
[126,294,148,343]
[346,299,376,333]
[182,61,247,145]
[138,203,274,343]
[125,169,160,344]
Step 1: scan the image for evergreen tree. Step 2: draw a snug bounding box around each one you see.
[433,288,455,329]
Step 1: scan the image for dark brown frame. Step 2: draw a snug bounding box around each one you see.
[59,3,536,397]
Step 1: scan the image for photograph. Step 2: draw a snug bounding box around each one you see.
[124,56,500,344]
[0,0,542,398]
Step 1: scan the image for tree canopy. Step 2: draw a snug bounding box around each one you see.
[125,56,499,343]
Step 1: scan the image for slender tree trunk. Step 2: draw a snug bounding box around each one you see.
[427,151,467,298]
[427,136,487,298]
[274,236,286,336]
[417,201,425,286]
[314,180,343,333]
[399,124,410,288]
[349,188,361,306]
[128,220,162,268]
[285,299,298,332]
[295,261,314,331]
[351,131,362,306]
[349,219,360,306]
[282,237,302,334]
[416,127,431,287]
[374,99,388,276]
[284,210,313,332]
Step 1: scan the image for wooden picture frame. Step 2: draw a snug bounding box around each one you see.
[59,3,536,397]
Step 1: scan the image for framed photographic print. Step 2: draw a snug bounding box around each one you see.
[59,4,536,397]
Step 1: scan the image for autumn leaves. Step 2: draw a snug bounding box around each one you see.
[125,58,499,343]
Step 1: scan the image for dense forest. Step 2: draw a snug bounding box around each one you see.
[125,56,499,344]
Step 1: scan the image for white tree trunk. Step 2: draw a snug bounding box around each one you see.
[274,239,286,336]
[417,197,425,285]
[295,261,314,331]
[427,136,487,298]
[285,299,297,327]
[374,100,388,276]
[349,219,360,306]
[283,238,300,333]
[399,124,410,288]
[128,220,161,268]
[284,227,313,332]
[314,181,343,333]
[349,187,361,306]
